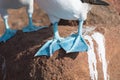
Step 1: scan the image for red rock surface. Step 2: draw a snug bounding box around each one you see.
[0,1,120,80]
[108,0,120,13]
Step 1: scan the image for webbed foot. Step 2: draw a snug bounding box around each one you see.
[35,39,62,56]
[60,34,88,53]
[0,29,17,42]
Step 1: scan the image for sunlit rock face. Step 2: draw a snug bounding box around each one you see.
[86,0,120,26]
[108,0,120,13]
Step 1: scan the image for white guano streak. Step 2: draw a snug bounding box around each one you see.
[84,35,98,80]
[92,32,109,80]
[84,32,109,80]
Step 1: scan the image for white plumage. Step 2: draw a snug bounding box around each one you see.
[36,0,91,23]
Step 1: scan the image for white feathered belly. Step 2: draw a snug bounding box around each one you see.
[36,0,91,20]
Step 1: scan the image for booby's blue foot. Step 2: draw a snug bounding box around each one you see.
[60,20,88,53]
[0,15,17,42]
[60,34,88,53]
[35,39,61,56]
[22,25,46,32]
[0,29,17,42]
[35,22,63,57]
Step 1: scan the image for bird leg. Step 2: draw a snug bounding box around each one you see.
[22,2,46,32]
[35,22,62,56]
[22,13,46,32]
[0,15,17,42]
[60,20,88,53]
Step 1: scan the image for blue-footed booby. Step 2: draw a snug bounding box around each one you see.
[35,0,109,56]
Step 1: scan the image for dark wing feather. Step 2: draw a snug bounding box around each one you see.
[81,0,109,6]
